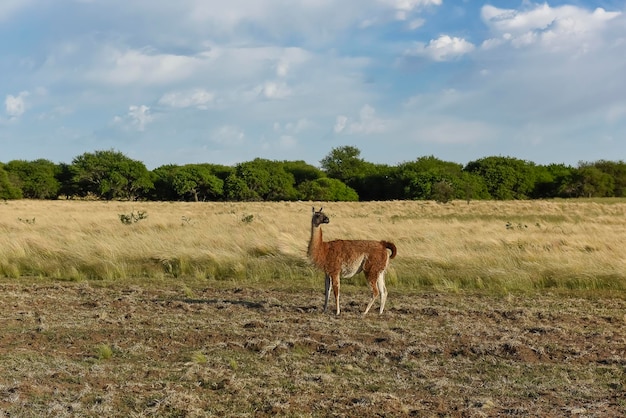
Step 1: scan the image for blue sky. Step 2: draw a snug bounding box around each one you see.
[1,1,625,169]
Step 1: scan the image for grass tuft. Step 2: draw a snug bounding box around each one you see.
[95,344,114,360]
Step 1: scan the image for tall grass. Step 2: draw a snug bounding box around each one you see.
[1,199,625,292]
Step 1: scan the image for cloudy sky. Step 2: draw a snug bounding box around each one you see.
[1,1,625,169]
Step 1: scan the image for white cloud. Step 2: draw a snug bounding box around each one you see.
[5,92,29,119]
[353,0,442,27]
[481,4,621,51]
[482,4,555,35]
[482,4,620,36]
[128,105,153,131]
[381,0,442,14]
[407,35,475,61]
[471,3,626,130]
[262,81,292,99]
[408,18,425,30]
[274,118,311,134]
[271,47,312,77]
[186,0,360,44]
[180,0,445,43]
[88,47,204,85]
[334,115,348,134]
[113,105,153,131]
[210,125,245,145]
[276,62,289,77]
[335,105,387,135]
[398,0,626,157]
[480,37,506,50]
[4,0,623,168]
[158,89,215,109]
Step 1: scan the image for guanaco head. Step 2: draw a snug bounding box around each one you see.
[311,207,329,227]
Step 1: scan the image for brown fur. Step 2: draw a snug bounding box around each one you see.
[308,207,397,315]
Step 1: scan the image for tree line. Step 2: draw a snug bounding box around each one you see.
[1,146,625,202]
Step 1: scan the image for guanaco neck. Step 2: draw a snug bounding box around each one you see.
[308,223,327,266]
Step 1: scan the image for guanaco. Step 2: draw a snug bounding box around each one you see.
[307,207,397,315]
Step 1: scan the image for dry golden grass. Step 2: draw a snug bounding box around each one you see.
[1,199,626,292]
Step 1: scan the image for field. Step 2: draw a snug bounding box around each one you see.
[1,200,625,416]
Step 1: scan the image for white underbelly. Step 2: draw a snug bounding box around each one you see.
[341,256,365,278]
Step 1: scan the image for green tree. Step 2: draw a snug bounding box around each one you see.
[394,156,466,200]
[204,164,235,182]
[226,159,298,201]
[464,156,536,200]
[431,180,454,203]
[353,164,400,201]
[0,164,22,199]
[532,163,574,198]
[152,164,225,201]
[151,164,180,201]
[320,146,389,200]
[117,158,154,200]
[458,171,490,202]
[55,163,80,198]
[281,160,325,185]
[223,173,257,201]
[569,164,614,198]
[172,164,224,201]
[320,146,370,184]
[4,159,60,199]
[71,150,153,200]
[592,160,626,197]
[298,177,359,201]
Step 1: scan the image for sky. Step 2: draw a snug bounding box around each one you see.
[1,1,625,170]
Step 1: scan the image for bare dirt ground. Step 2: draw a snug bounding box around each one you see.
[1,280,625,417]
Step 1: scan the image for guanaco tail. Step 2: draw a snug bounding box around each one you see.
[307,207,397,315]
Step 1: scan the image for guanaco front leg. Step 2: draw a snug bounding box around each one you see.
[323,274,331,312]
[323,274,340,315]
[332,275,341,315]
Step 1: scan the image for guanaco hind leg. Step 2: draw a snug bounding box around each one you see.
[377,273,388,314]
[364,271,387,315]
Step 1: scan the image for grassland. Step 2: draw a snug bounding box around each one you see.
[0,200,625,416]
[2,199,626,290]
